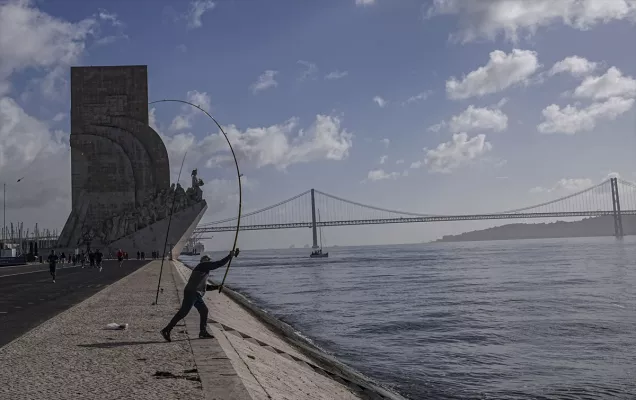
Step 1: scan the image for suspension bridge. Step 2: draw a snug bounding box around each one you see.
[193,178,636,248]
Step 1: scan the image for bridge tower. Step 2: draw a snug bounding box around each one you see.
[310,189,319,249]
[610,177,624,238]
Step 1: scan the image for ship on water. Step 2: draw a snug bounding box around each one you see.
[180,233,208,256]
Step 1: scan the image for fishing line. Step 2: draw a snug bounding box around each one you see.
[154,152,187,305]
[149,99,242,293]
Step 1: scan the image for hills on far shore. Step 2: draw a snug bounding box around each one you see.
[435,216,635,243]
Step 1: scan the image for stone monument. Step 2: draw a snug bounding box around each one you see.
[56,65,207,257]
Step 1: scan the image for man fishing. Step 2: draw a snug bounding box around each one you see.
[161,248,239,342]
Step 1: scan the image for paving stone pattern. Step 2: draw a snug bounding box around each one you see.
[0,261,204,400]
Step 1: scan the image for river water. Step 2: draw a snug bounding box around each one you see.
[182,237,636,399]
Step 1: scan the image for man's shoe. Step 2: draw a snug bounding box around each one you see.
[199,330,214,339]
[160,328,172,342]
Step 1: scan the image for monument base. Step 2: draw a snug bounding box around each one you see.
[105,201,207,259]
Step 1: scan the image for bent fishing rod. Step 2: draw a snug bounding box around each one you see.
[149,99,242,293]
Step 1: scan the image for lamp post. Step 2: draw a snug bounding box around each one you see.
[2,183,5,243]
[2,177,24,243]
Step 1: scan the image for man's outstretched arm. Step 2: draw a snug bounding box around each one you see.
[197,248,239,273]
[197,254,232,273]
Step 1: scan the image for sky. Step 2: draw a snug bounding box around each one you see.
[0,0,635,250]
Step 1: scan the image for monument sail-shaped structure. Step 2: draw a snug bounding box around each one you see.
[57,65,207,258]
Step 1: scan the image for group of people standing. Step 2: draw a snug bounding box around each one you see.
[46,248,124,282]
[44,247,166,285]
[135,251,162,260]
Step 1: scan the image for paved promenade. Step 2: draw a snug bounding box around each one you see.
[0,260,148,346]
[0,260,204,400]
[0,260,405,400]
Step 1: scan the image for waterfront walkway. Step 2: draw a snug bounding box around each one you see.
[0,260,148,347]
[0,260,401,400]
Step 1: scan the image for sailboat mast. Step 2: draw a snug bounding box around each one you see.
[318,209,323,249]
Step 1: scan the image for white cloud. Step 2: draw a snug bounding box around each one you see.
[549,56,598,78]
[0,0,98,96]
[52,112,66,122]
[223,115,353,169]
[424,133,493,173]
[94,8,128,46]
[154,112,354,171]
[97,9,123,27]
[169,90,212,131]
[427,121,447,133]
[449,105,508,133]
[605,171,621,180]
[410,161,423,169]
[298,60,318,81]
[426,0,636,43]
[379,155,388,164]
[396,159,404,165]
[446,49,540,100]
[496,97,509,108]
[530,178,594,193]
[250,70,278,94]
[0,0,128,218]
[325,70,348,80]
[381,138,390,147]
[198,178,244,216]
[0,97,69,209]
[538,97,635,134]
[148,108,158,131]
[373,96,387,107]
[185,0,215,29]
[404,90,432,105]
[572,67,636,100]
[355,0,376,6]
[367,169,399,181]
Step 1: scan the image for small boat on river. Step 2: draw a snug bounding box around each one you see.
[310,209,329,258]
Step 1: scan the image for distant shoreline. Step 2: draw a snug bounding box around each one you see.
[435,215,634,243]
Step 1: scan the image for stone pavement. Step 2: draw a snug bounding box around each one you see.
[0,260,204,400]
[0,259,405,400]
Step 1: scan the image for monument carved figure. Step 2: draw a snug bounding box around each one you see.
[57,65,208,256]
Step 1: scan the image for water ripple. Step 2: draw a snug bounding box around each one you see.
[189,237,636,399]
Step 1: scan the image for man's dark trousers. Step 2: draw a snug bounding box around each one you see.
[166,290,208,332]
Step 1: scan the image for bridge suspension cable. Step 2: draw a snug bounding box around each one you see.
[198,190,311,226]
[500,180,609,214]
[314,190,439,217]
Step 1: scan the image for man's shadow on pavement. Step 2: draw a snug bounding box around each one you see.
[78,339,186,349]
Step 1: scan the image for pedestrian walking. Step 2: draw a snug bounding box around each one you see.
[47,250,59,283]
[161,249,239,342]
[95,249,103,271]
[117,249,124,267]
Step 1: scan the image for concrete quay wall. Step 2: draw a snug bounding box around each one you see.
[174,260,408,400]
